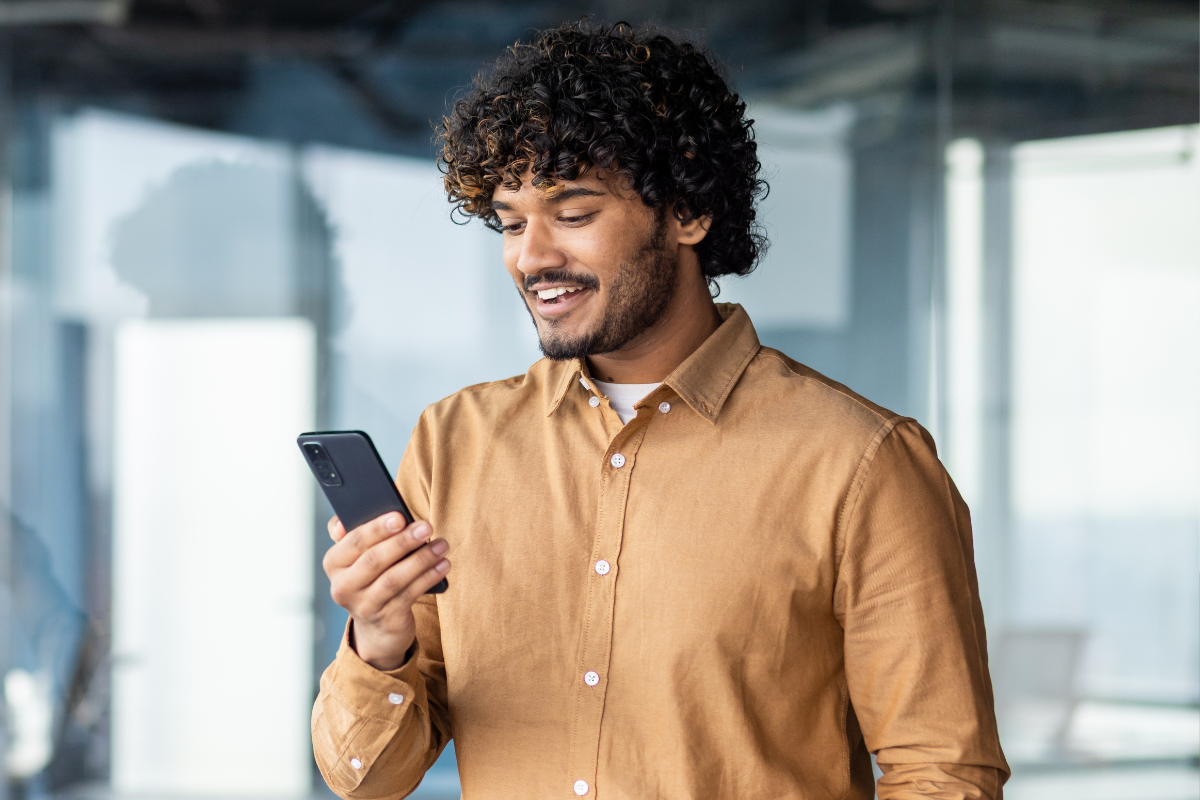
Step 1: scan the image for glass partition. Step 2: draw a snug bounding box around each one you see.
[0,3,1195,799]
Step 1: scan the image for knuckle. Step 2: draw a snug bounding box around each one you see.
[359,547,381,572]
[377,569,400,598]
[422,543,443,566]
[397,583,420,608]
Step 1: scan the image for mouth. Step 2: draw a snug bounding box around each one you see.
[530,284,592,316]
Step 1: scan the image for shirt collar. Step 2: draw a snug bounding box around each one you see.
[545,303,761,424]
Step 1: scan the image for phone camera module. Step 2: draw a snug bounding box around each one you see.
[305,447,343,487]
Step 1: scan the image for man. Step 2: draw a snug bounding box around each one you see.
[312,21,1009,800]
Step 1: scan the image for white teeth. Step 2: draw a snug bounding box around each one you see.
[536,286,584,300]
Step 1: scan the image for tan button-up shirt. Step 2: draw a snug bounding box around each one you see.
[312,304,1009,800]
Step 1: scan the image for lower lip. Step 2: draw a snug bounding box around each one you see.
[535,288,591,316]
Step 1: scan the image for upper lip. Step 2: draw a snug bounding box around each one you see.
[528,282,589,293]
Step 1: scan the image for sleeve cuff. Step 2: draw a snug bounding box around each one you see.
[329,619,426,718]
[313,621,428,794]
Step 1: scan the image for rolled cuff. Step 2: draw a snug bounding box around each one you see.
[312,621,428,796]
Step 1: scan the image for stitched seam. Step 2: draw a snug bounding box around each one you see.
[708,340,761,417]
[568,456,608,783]
[449,372,529,398]
[326,677,412,727]
[587,424,648,780]
[759,351,891,423]
[839,679,853,800]
[945,470,994,716]
[330,716,369,766]
[832,417,901,583]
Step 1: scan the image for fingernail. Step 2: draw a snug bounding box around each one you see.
[436,559,450,573]
[412,521,431,540]
[431,539,448,556]
[386,514,403,532]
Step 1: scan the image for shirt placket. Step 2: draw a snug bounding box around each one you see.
[565,389,654,798]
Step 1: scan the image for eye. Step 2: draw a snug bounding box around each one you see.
[559,212,597,225]
[501,221,526,234]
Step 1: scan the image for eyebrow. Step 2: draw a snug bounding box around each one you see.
[491,187,605,212]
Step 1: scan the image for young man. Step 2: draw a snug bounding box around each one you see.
[312,21,1008,800]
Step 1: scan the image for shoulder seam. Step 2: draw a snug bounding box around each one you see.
[456,373,526,395]
[832,416,906,585]
[426,373,527,410]
[757,350,891,423]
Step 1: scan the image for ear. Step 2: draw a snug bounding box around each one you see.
[671,206,712,247]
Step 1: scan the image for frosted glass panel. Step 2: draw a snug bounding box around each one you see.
[303,145,541,463]
[1010,125,1200,702]
[717,104,854,329]
[111,319,315,795]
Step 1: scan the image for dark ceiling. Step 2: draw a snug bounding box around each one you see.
[3,0,1197,156]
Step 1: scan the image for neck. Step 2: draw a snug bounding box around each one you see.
[587,252,722,384]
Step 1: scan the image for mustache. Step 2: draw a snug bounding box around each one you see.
[523,269,600,293]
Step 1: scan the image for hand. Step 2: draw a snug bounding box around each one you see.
[323,512,451,671]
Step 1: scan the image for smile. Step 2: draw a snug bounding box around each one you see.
[530,284,592,315]
[536,286,584,301]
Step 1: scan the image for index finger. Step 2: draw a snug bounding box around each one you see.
[325,511,411,569]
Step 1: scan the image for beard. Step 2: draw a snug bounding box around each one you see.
[526,212,678,361]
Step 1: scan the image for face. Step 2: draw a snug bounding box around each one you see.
[492,171,680,360]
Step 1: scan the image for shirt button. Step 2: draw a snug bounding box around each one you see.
[584,671,599,686]
[659,401,671,413]
[610,453,625,468]
[350,758,362,770]
[387,693,404,705]
[594,559,610,575]
[589,396,600,408]
[574,780,589,795]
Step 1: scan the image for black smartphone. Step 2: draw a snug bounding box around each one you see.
[298,430,448,594]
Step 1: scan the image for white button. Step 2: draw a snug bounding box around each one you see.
[350,758,362,770]
[388,693,404,705]
[589,396,600,407]
[594,559,611,575]
[574,780,589,795]
[584,671,600,686]
[659,401,671,413]
[610,453,625,468]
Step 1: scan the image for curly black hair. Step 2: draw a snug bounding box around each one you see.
[438,20,767,287]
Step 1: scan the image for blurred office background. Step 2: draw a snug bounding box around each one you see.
[0,1,1194,798]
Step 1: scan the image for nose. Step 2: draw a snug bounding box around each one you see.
[516,218,566,279]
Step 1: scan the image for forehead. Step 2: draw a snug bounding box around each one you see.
[489,169,628,209]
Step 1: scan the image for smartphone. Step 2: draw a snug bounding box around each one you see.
[298,430,448,594]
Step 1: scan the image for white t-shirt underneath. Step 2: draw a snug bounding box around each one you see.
[593,380,660,424]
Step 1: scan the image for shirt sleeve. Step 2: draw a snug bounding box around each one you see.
[834,419,1011,800]
[311,410,453,800]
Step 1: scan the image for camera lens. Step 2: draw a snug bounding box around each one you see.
[304,443,324,459]
[311,458,342,486]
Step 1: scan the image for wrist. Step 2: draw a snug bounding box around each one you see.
[350,621,414,672]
